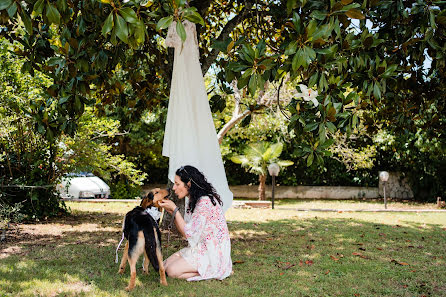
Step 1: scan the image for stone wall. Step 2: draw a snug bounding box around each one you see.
[229,185,379,200]
[378,171,414,199]
[143,184,379,200]
[143,173,414,199]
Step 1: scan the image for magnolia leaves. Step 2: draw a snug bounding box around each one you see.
[156,5,205,44]
[101,7,146,47]
[225,40,276,96]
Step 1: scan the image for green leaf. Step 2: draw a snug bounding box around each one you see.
[304,122,318,132]
[0,0,12,10]
[308,72,319,87]
[292,49,306,71]
[156,16,173,31]
[56,0,67,12]
[7,2,16,17]
[429,10,436,29]
[241,68,254,79]
[373,82,381,99]
[119,7,138,24]
[241,44,255,64]
[248,73,257,95]
[277,160,294,167]
[237,75,249,89]
[21,61,32,73]
[33,0,44,15]
[37,124,45,135]
[318,123,326,142]
[102,12,114,36]
[306,20,317,38]
[134,19,146,44]
[255,39,266,58]
[267,143,284,160]
[319,138,335,150]
[20,11,33,35]
[59,95,71,105]
[307,152,314,166]
[176,21,186,43]
[115,14,129,43]
[285,41,298,56]
[46,3,60,24]
[381,64,398,78]
[184,11,205,26]
[304,45,316,60]
[292,12,302,33]
[326,122,336,133]
[310,10,327,20]
[175,0,186,7]
[231,155,248,164]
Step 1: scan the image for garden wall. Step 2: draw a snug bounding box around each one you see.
[143,184,379,200]
[144,171,414,200]
[229,185,379,200]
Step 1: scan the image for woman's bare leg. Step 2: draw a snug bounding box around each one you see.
[164,253,199,279]
[163,251,181,272]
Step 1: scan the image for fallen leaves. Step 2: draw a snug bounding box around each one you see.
[233,260,245,265]
[330,255,339,261]
[276,260,295,270]
[330,253,344,261]
[298,259,314,266]
[391,259,409,265]
[352,252,369,259]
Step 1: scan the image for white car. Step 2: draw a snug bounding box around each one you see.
[58,173,110,199]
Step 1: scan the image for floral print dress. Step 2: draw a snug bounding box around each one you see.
[179,196,232,281]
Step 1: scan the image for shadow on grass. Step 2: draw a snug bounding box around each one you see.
[0,210,445,296]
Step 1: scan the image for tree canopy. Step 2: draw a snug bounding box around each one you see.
[1,0,445,210]
[1,0,444,163]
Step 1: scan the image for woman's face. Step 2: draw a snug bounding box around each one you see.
[173,175,189,199]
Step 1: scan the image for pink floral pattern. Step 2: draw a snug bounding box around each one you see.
[179,196,232,281]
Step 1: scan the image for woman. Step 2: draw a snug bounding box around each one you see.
[158,165,232,281]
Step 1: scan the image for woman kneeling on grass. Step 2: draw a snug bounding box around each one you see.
[158,165,232,281]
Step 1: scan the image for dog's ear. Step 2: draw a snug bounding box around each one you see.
[140,192,154,208]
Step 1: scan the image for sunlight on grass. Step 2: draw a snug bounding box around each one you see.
[1,201,445,296]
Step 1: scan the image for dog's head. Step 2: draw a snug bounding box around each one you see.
[140,188,170,209]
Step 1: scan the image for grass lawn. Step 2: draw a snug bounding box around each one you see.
[1,200,445,297]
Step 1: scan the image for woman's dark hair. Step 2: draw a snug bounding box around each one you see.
[176,165,222,213]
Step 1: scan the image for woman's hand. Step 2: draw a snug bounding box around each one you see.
[158,199,177,214]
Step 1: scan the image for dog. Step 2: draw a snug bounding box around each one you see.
[118,188,169,290]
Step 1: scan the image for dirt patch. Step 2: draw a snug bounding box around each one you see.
[0,211,183,258]
[0,212,123,258]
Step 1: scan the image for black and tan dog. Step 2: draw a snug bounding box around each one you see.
[118,188,169,290]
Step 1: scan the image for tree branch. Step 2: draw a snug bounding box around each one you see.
[201,1,254,75]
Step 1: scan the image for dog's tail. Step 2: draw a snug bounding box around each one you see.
[142,218,162,271]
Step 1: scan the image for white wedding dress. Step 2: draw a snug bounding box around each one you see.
[162,20,233,213]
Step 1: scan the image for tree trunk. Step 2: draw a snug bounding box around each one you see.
[258,174,266,200]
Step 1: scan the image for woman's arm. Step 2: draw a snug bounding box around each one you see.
[158,199,186,238]
[173,210,186,238]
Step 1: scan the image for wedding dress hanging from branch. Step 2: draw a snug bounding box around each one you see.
[162,20,233,213]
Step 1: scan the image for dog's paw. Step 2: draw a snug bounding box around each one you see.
[118,267,125,275]
[125,285,134,291]
[160,280,168,286]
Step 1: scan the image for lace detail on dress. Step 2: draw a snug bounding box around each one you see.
[165,20,197,48]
